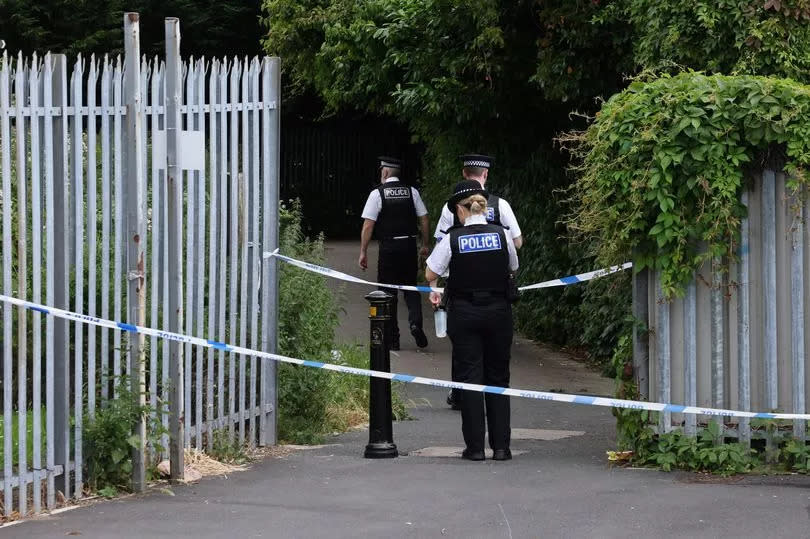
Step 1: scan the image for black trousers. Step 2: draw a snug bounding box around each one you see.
[377,238,423,339]
[447,297,512,452]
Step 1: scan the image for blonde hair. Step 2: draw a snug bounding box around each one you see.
[458,194,488,215]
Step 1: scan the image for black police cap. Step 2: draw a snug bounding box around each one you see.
[378,156,402,169]
[460,153,494,169]
[447,180,488,213]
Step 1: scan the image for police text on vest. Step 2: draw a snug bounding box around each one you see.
[458,233,502,253]
[383,187,410,199]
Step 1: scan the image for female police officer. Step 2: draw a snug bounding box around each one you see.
[425,180,518,461]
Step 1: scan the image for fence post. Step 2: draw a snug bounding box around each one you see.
[762,168,778,461]
[260,57,280,446]
[51,53,71,501]
[1,49,13,516]
[791,187,805,440]
[123,12,147,492]
[655,273,671,433]
[684,279,697,438]
[737,191,752,446]
[165,17,185,481]
[710,258,725,444]
[632,268,649,400]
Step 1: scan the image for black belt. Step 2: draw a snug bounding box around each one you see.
[380,235,416,241]
[449,290,507,303]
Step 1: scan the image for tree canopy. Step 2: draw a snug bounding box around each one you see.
[261,0,810,360]
[0,0,264,58]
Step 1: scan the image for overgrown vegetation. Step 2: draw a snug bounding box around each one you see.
[565,72,810,296]
[605,0,810,81]
[83,376,166,494]
[208,429,250,464]
[610,334,810,476]
[277,201,407,444]
[613,415,810,476]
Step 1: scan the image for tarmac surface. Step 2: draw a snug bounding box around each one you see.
[7,241,810,538]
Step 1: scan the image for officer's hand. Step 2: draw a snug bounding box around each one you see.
[419,245,429,257]
[429,291,442,307]
[358,252,368,271]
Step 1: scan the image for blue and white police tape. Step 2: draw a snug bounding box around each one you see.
[2,292,807,421]
[263,249,633,294]
[517,262,633,291]
[264,249,438,292]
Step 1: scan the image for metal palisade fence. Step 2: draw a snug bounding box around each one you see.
[637,166,809,447]
[0,15,280,517]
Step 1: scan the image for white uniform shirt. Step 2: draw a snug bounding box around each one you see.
[433,197,521,241]
[361,177,428,221]
[427,214,519,278]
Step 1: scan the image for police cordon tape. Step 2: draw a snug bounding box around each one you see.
[2,292,808,421]
[263,249,634,294]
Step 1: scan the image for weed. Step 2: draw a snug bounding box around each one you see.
[83,377,167,492]
[208,429,249,464]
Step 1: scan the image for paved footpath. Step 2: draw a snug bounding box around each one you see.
[8,241,810,538]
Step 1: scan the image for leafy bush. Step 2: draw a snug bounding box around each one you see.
[277,201,407,443]
[565,72,810,296]
[642,424,755,476]
[276,201,341,444]
[782,439,810,474]
[607,0,810,83]
[83,377,166,492]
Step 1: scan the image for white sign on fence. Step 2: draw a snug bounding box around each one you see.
[152,127,205,172]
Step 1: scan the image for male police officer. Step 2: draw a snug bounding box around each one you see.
[436,154,522,409]
[359,156,430,350]
[434,154,523,248]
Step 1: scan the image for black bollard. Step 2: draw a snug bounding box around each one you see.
[364,291,398,459]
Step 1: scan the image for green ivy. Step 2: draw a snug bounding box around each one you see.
[565,72,810,296]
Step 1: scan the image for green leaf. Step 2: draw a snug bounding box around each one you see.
[111,449,124,464]
[127,434,143,449]
[690,147,706,161]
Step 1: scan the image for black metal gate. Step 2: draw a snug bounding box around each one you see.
[281,117,423,237]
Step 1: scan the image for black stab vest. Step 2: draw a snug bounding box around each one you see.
[374,181,416,239]
[451,194,501,228]
[447,223,510,296]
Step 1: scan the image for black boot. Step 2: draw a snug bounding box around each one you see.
[410,325,428,348]
[461,448,485,461]
[446,389,462,411]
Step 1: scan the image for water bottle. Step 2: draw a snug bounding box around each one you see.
[434,307,447,338]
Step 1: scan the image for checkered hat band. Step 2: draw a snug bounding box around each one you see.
[380,160,400,168]
[454,188,483,197]
[463,160,490,168]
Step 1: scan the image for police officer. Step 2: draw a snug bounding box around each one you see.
[359,156,430,350]
[426,180,518,461]
[434,154,523,248]
[437,154,522,409]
